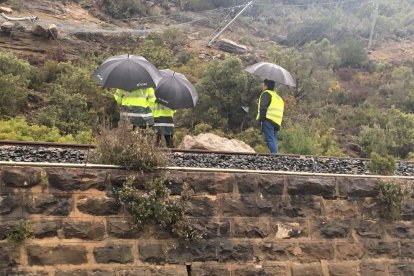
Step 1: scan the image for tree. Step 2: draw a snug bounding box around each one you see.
[192,56,260,131]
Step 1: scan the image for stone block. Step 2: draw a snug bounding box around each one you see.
[2,167,41,188]
[187,172,233,195]
[401,241,414,259]
[139,243,166,263]
[0,195,19,215]
[235,173,258,193]
[233,266,267,276]
[115,268,149,276]
[164,171,186,195]
[189,218,229,239]
[55,271,88,276]
[222,195,273,217]
[291,263,323,276]
[167,241,217,263]
[355,220,383,239]
[257,174,285,195]
[145,266,188,276]
[4,271,48,276]
[360,261,388,276]
[262,264,288,276]
[232,218,275,238]
[77,196,120,216]
[47,168,109,191]
[402,201,414,220]
[298,241,334,263]
[192,263,231,276]
[360,198,380,219]
[312,220,350,239]
[287,176,336,198]
[388,221,414,239]
[338,177,379,197]
[257,242,297,261]
[323,199,360,219]
[93,244,133,264]
[32,220,61,238]
[24,194,71,216]
[328,262,359,276]
[63,220,105,240]
[218,242,254,262]
[107,218,143,239]
[389,263,414,276]
[274,195,322,218]
[187,197,215,217]
[363,240,399,259]
[335,241,364,261]
[27,245,87,265]
[0,221,12,240]
[0,246,18,268]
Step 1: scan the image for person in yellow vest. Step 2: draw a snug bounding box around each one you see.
[153,102,176,148]
[257,79,284,153]
[114,88,156,129]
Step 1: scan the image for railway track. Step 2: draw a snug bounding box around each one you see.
[0,140,413,176]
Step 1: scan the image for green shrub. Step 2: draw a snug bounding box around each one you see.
[0,74,29,117]
[135,40,174,68]
[93,121,168,172]
[377,180,407,220]
[0,117,90,143]
[338,38,369,68]
[98,0,146,18]
[368,152,396,175]
[115,175,202,244]
[6,220,32,244]
[37,88,92,135]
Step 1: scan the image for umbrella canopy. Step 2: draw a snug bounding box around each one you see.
[245,62,296,87]
[93,54,163,91]
[155,69,198,109]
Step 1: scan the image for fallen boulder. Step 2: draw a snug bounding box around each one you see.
[179,133,255,153]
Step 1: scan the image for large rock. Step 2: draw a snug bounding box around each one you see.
[179,133,255,152]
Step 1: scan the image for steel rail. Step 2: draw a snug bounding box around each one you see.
[1,140,413,164]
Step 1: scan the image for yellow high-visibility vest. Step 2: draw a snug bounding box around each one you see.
[152,103,175,119]
[114,88,156,108]
[257,89,284,126]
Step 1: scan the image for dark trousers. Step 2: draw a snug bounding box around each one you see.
[156,134,175,148]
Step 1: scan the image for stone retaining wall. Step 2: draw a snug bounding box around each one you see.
[0,166,413,275]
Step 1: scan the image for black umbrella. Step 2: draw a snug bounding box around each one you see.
[155,69,198,109]
[93,54,162,91]
[245,62,296,87]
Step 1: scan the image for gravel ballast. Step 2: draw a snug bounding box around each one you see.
[0,146,413,176]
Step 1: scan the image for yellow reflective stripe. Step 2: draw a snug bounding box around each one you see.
[121,112,153,118]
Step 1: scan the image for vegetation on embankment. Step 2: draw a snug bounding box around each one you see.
[0,0,413,160]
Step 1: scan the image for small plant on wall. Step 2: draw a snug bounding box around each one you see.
[368,152,396,175]
[6,219,33,244]
[376,180,408,221]
[115,176,203,244]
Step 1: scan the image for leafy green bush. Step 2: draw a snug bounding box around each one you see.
[38,88,92,135]
[0,117,90,143]
[0,74,29,117]
[98,0,146,18]
[368,152,396,175]
[115,176,202,243]
[135,40,174,68]
[338,38,369,68]
[377,180,407,220]
[6,220,32,244]
[93,121,168,172]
